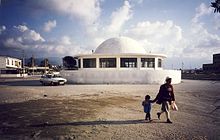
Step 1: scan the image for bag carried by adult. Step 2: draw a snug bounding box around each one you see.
[171,102,178,111]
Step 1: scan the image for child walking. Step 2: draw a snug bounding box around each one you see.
[142,95,153,121]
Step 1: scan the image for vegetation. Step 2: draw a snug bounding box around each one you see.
[211,0,220,13]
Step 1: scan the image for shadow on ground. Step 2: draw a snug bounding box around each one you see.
[0,80,41,86]
[30,119,166,127]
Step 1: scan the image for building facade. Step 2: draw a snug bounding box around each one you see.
[0,56,22,69]
[0,56,22,76]
[203,53,220,73]
[61,37,181,84]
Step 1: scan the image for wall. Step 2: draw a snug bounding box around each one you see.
[0,57,6,69]
[61,69,181,84]
[6,57,22,68]
[78,56,165,70]
[0,74,27,78]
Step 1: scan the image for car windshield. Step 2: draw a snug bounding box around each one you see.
[53,75,62,78]
[46,75,53,78]
[42,74,62,78]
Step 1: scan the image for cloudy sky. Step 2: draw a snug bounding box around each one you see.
[0,0,219,69]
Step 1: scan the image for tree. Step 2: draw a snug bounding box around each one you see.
[63,56,77,69]
[211,0,220,13]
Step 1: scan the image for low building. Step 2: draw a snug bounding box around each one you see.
[0,56,23,77]
[61,37,181,84]
[27,66,50,75]
[203,53,220,73]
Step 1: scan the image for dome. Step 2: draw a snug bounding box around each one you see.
[94,37,146,54]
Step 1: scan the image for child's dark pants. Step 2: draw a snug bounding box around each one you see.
[145,112,151,120]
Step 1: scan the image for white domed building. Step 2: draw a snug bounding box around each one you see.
[61,37,181,84]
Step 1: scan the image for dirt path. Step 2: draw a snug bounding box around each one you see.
[0,79,219,139]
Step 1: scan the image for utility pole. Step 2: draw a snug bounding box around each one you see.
[22,50,25,77]
[181,62,184,70]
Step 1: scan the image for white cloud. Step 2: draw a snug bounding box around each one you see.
[13,25,45,42]
[182,3,220,59]
[2,25,6,30]
[124,20,183,55]
[0,25,6,34]
[2,24,45,51]
[17,37,23,43]
[4,38,22,48]
[137,0,143,4]
[156,3,220,69]
[182,22,220,58]
[107,1,132,33]
[192,3,212,23]
[126,20,182,41]
[36,36,85,56]
[2,1,220,69]
[214,14,220,30]
[1,24,86,57]
[85,0,133,48]
[30,30,45,42]
[129,0,143,4]
[60,36,71,45]
[44,0,101,25]
[20,0,132,52]
[192,23,220,48]
[14,25,28,32]
[43,20,56,32]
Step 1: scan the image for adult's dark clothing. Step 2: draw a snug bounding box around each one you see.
[153,83,175,104]
[153,83,176,122]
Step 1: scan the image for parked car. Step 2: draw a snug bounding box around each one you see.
[40,74,67,86]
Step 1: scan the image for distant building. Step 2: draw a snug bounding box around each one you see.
[27,66,50,75]
[203,53,220,73]
[0,56,23,77]
[182,68,203,74]
[0,56,22,69]
[25,56,51,75]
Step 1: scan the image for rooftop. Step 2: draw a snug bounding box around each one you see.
[94,37,147,55]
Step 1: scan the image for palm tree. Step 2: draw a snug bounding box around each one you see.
[211,0,220,13]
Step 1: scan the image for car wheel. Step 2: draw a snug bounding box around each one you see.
[59,81,65,85]
[54,82,58,86]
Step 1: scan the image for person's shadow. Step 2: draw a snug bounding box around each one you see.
[30,119,165,127]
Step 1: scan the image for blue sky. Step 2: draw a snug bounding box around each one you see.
[0,0,220,69]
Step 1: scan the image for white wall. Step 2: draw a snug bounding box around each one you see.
[0,74,27,78]
[6,57,22,68]
[0,57,6,69]
[61,69,181,84]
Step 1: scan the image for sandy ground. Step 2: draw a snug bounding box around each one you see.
[0,78,219,140]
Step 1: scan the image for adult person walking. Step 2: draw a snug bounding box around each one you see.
[152,77,175,123]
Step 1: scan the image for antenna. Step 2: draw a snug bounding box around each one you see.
[181,62,184,70]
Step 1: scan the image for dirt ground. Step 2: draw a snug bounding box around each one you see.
[0,78,219,140]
